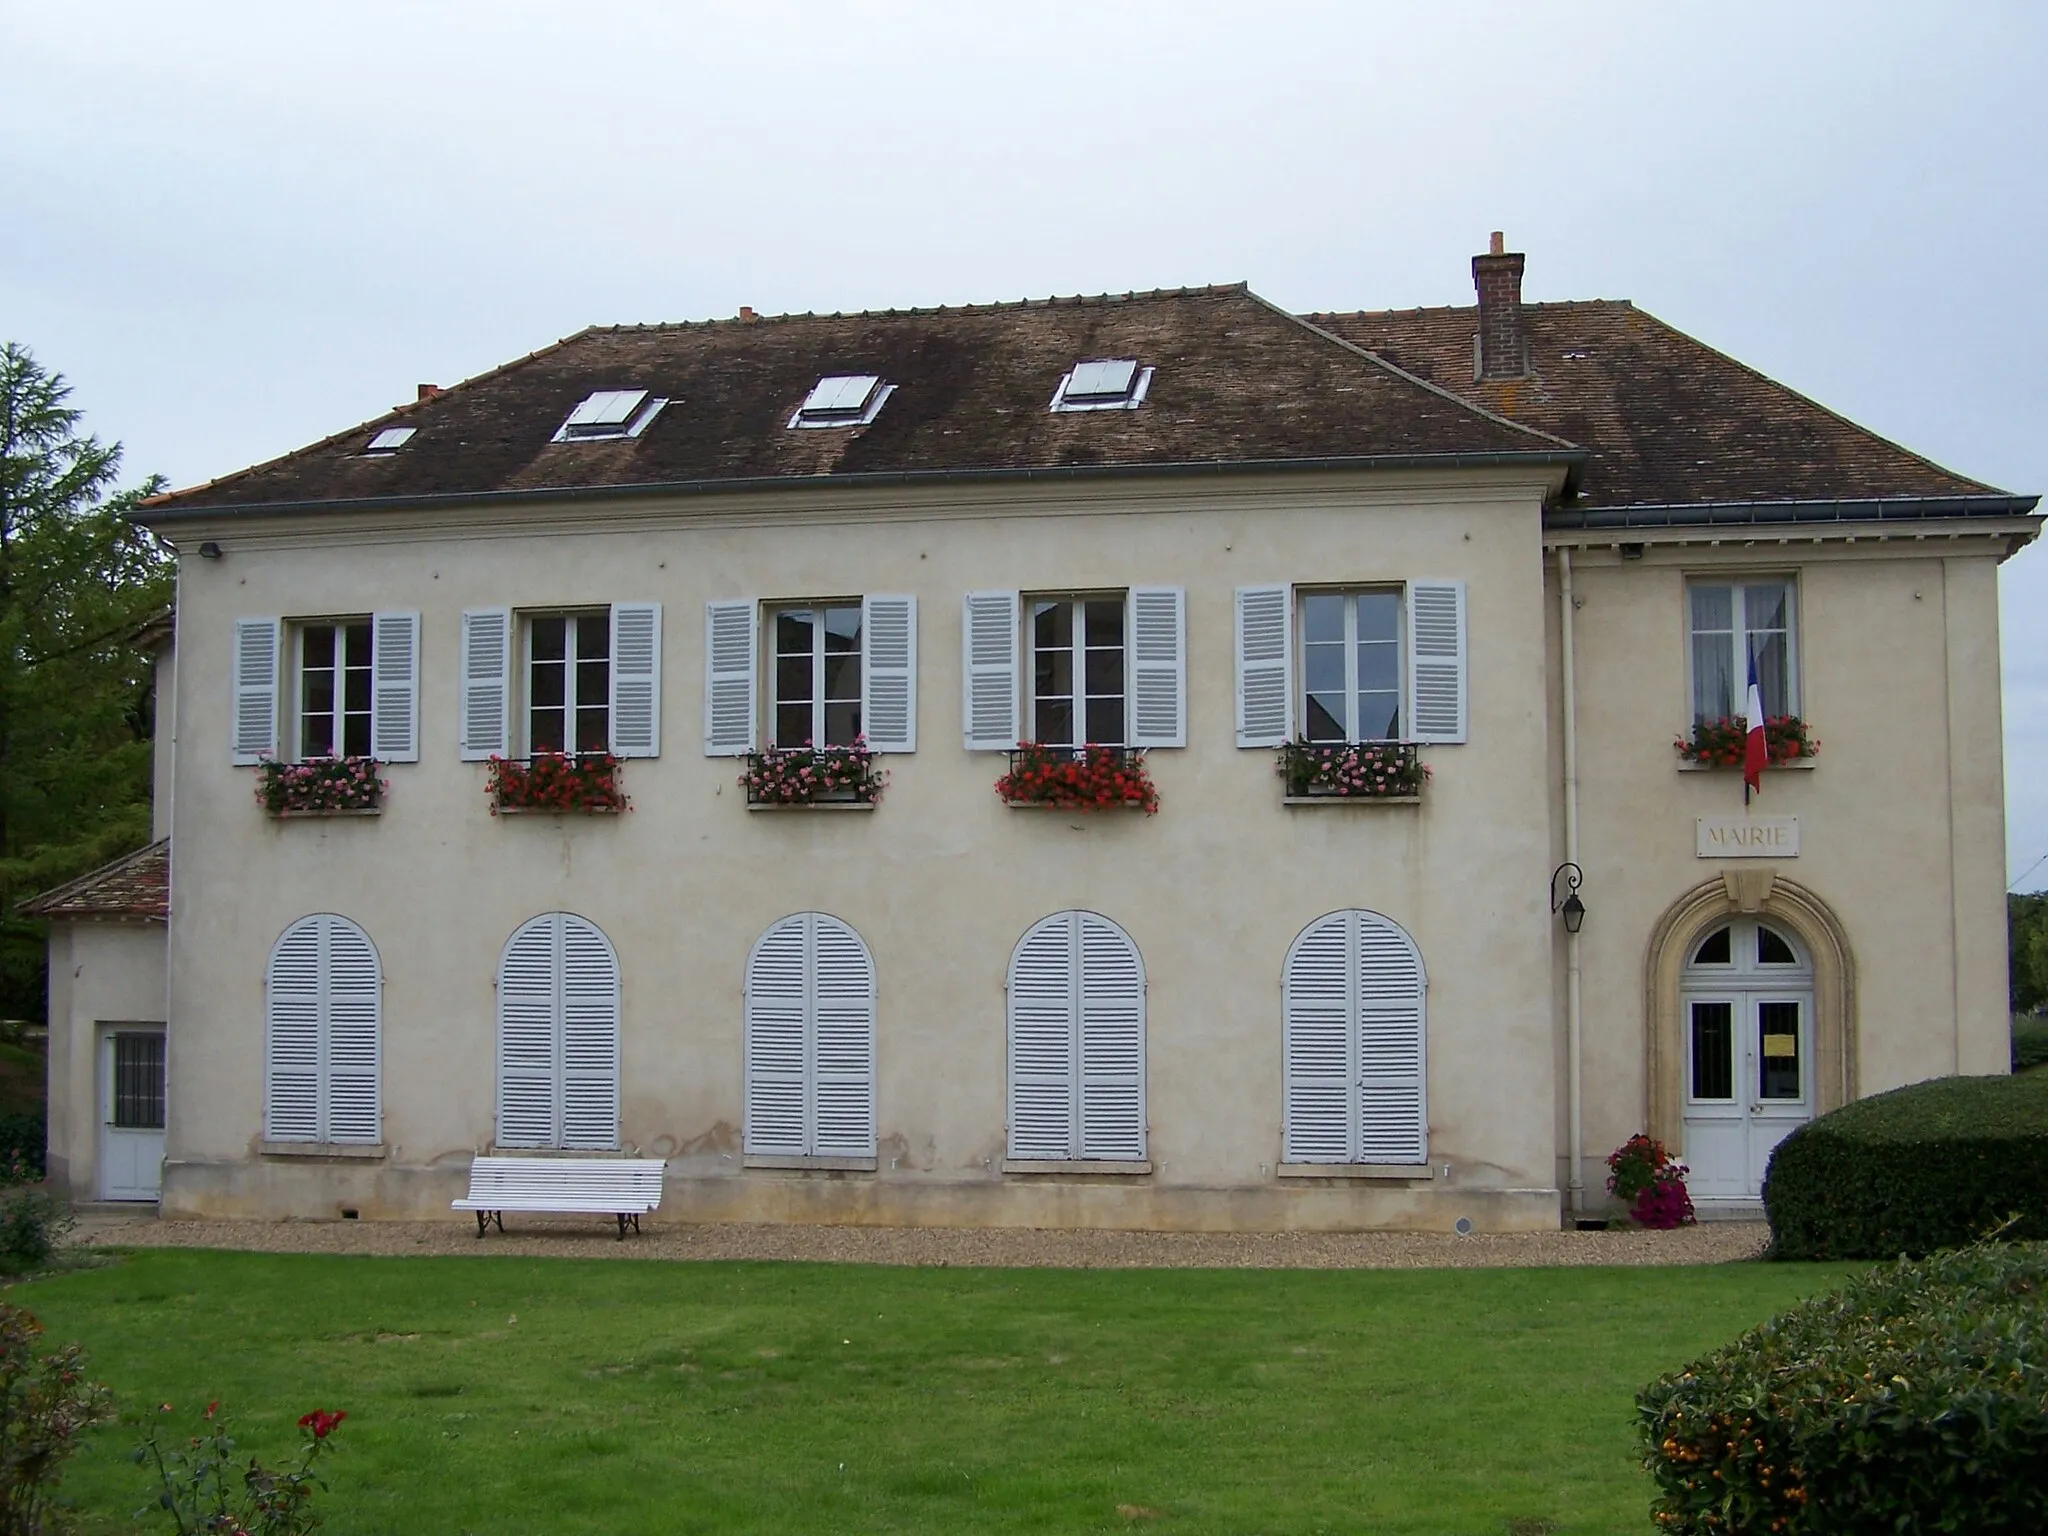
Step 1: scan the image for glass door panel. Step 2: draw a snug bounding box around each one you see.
[1688,1001,1735,1102]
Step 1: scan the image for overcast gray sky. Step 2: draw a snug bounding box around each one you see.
[6,2,2044,885]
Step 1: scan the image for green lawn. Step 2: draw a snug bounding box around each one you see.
[14,1249,1851,1536]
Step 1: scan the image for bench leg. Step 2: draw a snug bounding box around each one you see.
[475,1211,488,1239]
[615,1212,627,1241]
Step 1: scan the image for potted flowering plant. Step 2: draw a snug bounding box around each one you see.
[1277,739,1428,800]
[256,758,384,815]
[1674,716,1818,767]
[995,744,1159,813]
[742,740,887,806]
[486,753,628,815]
[1606,1133,1696,1229]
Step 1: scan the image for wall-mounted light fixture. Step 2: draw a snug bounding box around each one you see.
[197,541,224,560]
[1550,862,1586,934]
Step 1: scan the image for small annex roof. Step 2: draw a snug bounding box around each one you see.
[18,840,169,922]
[136,284,1579,520]
[1306,299,2016,511]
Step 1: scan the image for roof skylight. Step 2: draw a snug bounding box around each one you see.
[552,388,669,442]
[364,426,416,455]
[789,374,895,429]
[1050,358,1153,413]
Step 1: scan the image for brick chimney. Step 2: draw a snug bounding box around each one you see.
[1471,231,1528,380]
[416,384,441,402]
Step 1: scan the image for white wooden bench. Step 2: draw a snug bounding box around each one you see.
[452,1156,667,1239]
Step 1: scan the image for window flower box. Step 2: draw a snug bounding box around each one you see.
[1277,740,1427,801]
[257,757,385,816]
[743,742,887,807]
[487,753,628,815]
[1674,716,1819,769]
[997,744,1158,813]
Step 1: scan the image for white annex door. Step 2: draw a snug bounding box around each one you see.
[1282,910,1428,1165]
[743,913,877,1158]
[1007,912,1146,1162]
[1680,920,1815,1201]
[98,1025,165,1201]
[497,913,620,1150]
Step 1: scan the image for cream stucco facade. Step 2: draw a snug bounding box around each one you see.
[88,459,2027,1230]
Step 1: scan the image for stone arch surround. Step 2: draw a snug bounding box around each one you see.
[1643,872,1856,1154]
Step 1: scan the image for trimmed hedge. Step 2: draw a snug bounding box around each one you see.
[1763,1071,2048,1260]
[1637,1242,2048,1534]
[2015,1015,2048,1073]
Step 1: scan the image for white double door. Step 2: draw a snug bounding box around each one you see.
[1681,990,1811,1201]
[99,1026,166,1202]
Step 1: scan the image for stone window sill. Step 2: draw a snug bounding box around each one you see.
[1277,1162,1433,1181]
[269,807,383,819]
[493,806,626,816]
[742,1154,878,1171]
[1676,759,1816,773]
[1281,795,1422,807]
[744,802,875,813]
[259,1141,387,1160]
[1001,1158,1153,1176]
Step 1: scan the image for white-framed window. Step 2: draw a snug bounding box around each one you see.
[496,911,619,1150]
[551,389,667,442]
[1282,909,1427,1165]
[744,913,876,1159]
[231,614,420,765]
[789,375,895,429]
[265,913,381,1145]
[959,588,1184,751]
[770,603,864,747]
[1048,358,1154,413]
[1232,582,1466,748]
[1688,579,1797,722]
[458,604,660,761]
[1007,911,1146,1163]
[702,596,916,755]
[1299,588,1403,743]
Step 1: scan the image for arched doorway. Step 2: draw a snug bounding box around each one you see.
[1679,918,1814,1201]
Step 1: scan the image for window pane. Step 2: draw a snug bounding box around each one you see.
[1357,691,1399,742]
[1690,1002,1733,1101]
[1692,633,1734,721]
[301,667,335,717]
[1083,599,1124,648]
[576,658,610,713]
[1355,591,1400,644]
[1034,646,1073,700]
[575,705,609,754]
[1035,697,1074,745]
[1689,585,1733,634]
[530,616,566,662]
[1301,593,1345,645]
[343,662,372,716]
[1084,696,1124,745]
[530,661,565,710]
[1744,582,1788,634]
[1085,642,1123,697]
[1358,638,1399,694]
[823,605,862,652]
[776,654,813,705]
[342,713,371,758]
[822,649,861,704]
[1032,600,1071,650]
[776,609,813,654]
[575,613,610,661]
[530,707,565,755]
[302,626,336,669]
[775,704,812,747]
[1693,927,1732,965]
[1304,641,1345,696]
[1304,693,1346,742]
[1750,631,1790,717]
[1757,1001,1801,1100]
[823,701,862,747]
[300,713,335,759]
[1757,926,1797,965]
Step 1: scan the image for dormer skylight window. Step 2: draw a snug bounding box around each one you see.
[552,388,669,443]
[1050,358,1154,413]
[363,427,416,455]
[789,374,895,429]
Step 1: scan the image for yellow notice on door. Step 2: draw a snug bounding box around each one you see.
[1762,1034,1798,1058]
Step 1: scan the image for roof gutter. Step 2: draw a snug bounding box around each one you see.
[1545,493,2040,530]
[132,448,1587,526]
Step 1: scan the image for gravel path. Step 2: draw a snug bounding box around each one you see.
[70,1212,1768,1269]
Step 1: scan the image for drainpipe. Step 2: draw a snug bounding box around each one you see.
[1558,547,1585,1217]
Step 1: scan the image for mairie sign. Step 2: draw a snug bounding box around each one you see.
[1697,815,1799,858]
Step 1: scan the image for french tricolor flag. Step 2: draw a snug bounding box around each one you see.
[1742,656,1768,803]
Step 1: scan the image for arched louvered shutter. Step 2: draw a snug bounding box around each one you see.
[1283,910,1427,1165]
[496,913,619,1150]
[744,917,809,1156]
[264,919,323,1140]
[264,914,381,1144]
[809,916,876,1157]
[1008,912,1145,1161]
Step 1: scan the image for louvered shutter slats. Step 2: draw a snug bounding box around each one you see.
[1356,918,1426,1163]
[1407,581,1468,744]
[497,918,563,1148]
[321,921,382,1143]
[1283,910,1427,1166]
[459,608,512,760]
[1077,915,1146,1160]
[745,915,876,1158]
[1282,916,1354,1163]
[232,618,281,764]
[744,918,810,1156]
[704,600,757,756]
[1234,586,1291,748]
[369,611,421,763]
[1009,912,1146,1162]
[809,917,876,1157]
[1007,919,1077,1159]
[962,591,1020,751]
[1126,587,1185,749]
[265,915,380,1145]
[609,603,662,758]
[263,921,323,1140]
[558,915,621,1150]
[860,595,917,753]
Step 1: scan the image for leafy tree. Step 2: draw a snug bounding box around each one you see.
[2013,892,2048,1016]
[0,343,171,1023]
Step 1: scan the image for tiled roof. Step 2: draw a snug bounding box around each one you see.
[138,285,1575,517]
[18,840,169,921]
[1306,300,2007,510]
